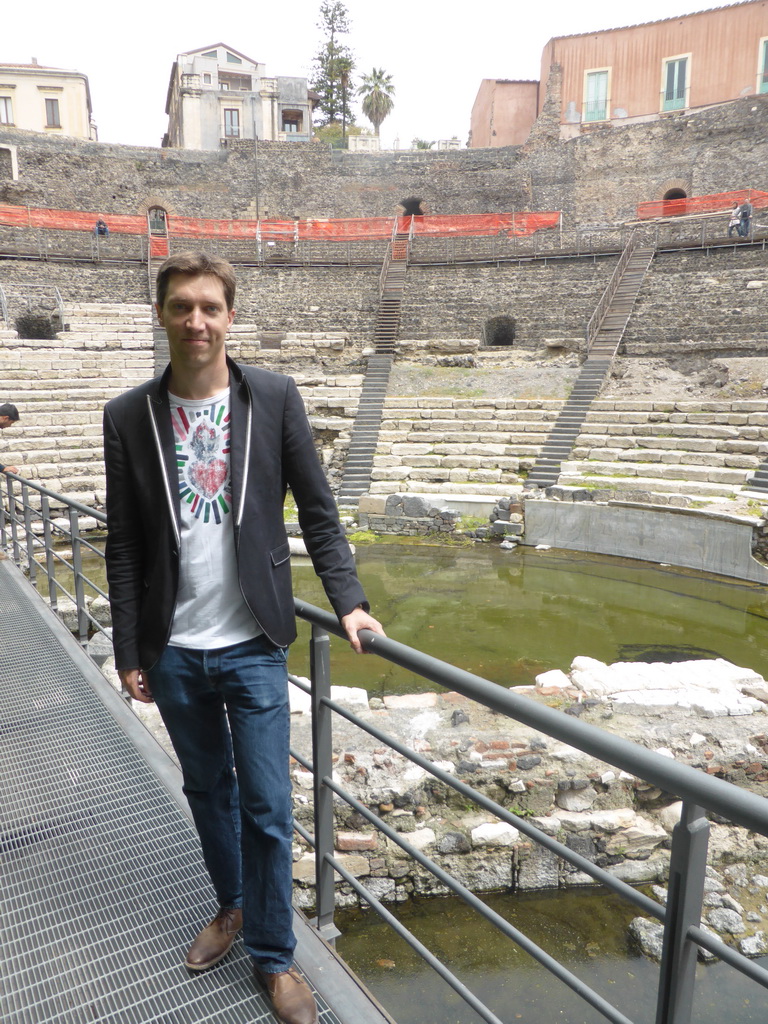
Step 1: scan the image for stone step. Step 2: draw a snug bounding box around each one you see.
[370,466,522,485]
[379,417,554,432]
[557,474,742,500]
[581,421,768,440]
[560,463,746,492]
[564,458,749,485]
[368,480,515,497]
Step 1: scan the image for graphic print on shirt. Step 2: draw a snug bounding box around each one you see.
[173,401,231,524]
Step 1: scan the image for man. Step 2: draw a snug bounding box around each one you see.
[0,403,20,475]
[103,252,384,1024]
[739,199,753,238]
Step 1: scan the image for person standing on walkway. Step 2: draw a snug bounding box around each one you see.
[728,202,741,238]
[739,199,753,237]
[0,403,20,475]
[103,251,384,1024]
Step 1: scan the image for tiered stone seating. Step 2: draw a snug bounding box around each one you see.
[0,303,154,505]
[558,399,768,505]
[365,397,563,498]
[623,250,768,356]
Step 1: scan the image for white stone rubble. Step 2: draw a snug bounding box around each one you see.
[536,657,768,716]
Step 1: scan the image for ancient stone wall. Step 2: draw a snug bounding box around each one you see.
[623,247,768,357]
[401,257,616,347]
[1,95,766,224]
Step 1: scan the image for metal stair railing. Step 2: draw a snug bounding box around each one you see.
[3,475,768,1024]
[378,217,398,296]
[586,229,638,352]
[526,236,655,488]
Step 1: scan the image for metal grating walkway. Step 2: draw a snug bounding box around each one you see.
[0,560,392,1024]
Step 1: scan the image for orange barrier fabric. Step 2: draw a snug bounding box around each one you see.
[0,205,560,242]
[637,190,768,220]
[169,212,560,240]
[0,205,146,233]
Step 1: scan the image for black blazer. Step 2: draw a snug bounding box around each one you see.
[103,357,367,671]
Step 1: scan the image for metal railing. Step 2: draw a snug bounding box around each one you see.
[3,474,768,1024]
[378,218,398,296]
[0,473,109,647]
[1,216,765,272]
[585,229,638,351]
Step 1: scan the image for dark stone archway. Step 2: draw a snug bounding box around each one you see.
[399,197,425,216]
[483,315,516,347]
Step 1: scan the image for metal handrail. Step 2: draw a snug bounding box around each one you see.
[585,229,638,350]
[378,217,399,296]
[2,475,768,1024]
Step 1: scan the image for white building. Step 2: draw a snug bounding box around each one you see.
[0,61,96,140]
[164,43,316,150]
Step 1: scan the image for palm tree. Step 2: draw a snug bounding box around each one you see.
[358,68,395,136]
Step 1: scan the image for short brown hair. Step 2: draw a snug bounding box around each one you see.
[155,251,237,310]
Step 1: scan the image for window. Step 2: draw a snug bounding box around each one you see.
[202,50,217,58]
[760,38,768,94]
[219,73,252,91]
[224,108,240,138]
[662,56,688,111]
[45,97,61,127]
[282,111,303,133]
[203,73,212,85]
[226,52,242,64]
[584,70,609,122]
[0,97,12,125]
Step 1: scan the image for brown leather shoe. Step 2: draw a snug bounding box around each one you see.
[254,965,318,1024]
[185,907,243,970]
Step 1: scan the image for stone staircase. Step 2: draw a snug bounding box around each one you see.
[0,303,154,505]
[337,355,393,503]
[526,242,655,488]
[558,399,768,506]
[337,229,410,503]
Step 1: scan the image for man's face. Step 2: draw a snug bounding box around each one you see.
[0,416,15,430]
[156,273,234,377]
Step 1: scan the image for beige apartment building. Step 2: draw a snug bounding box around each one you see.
[164,43,316,150]
[0,61,95,140]
[471,0,768,147]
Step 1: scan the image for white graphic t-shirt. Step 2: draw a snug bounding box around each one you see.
[168,387,260,648]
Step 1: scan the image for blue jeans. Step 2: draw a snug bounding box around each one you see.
[147,635,296,972]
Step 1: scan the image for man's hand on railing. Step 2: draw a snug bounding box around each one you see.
[118,668,154,703]
[2,466,19,475]
[341,607,386,654]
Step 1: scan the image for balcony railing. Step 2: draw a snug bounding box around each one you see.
[2,472,768,1024]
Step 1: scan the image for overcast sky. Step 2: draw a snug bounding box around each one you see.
[5,0,722,150]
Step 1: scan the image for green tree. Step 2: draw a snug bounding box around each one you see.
[310,2,356,128]
[412,138,434,150]
[358,67,395,136]
[313,123,368,148]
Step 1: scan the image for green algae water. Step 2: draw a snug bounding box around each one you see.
[334,888,768,1024]
[290,544,768,696]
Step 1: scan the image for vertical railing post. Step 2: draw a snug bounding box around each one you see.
[8,478,21,564]
[41,495,58,613]
[0,474,8,552]
[310,623,340,941]
[69,507,89,647]
[655,801,710,1024]
[21,481,36,588]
